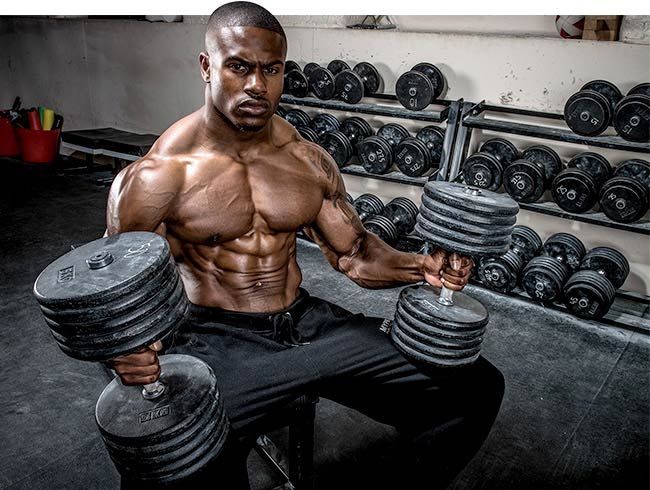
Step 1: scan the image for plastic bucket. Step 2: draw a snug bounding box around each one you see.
[16,127,61,163]
[0,118,20,157]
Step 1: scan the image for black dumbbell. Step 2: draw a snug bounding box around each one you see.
[462,138,519,192]
[310,113,340,138]
[563,246,630,319]
[551,152,612,213]
[478,225,541,294]
[303,62,321,78]
[284,109,311,128]
[416,126,445,166]
[599,158,650,223]
[297,126,320,143]
[564,80,623,137]
[353,193,384,222]
[540,232,586,272]
[395,63,447,111]
[394,137,435,177]
[283,61,310,98]
[613,83,650,142]
[358,123,410,175]
[364,215,399,245]
[320,116,373,168]
[308,60,351,100]
[503,145,563,203]
[275,105,287,118]
[334,62,383,104]
[380,197,420,235]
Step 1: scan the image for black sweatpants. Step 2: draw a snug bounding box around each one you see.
[127,288,504,489]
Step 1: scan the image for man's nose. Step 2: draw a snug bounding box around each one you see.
[245,67,267,95]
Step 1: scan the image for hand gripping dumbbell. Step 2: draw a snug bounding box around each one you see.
[564,80,623,137]
[613,82,650,143]
[319,116,373,168]
[462,137,519,191]
[359,123,410,174]
[520,232,585,303]
[391,182,519,367]
[334,62,383,104]
[33,232,229,485]
[478,225,542,294]
[599,158,650,223]
[551,152,612,214]
[503,144,563,203]
[308,60,351,100]
[283,60,310,98]
[395,63,447,111]
[563,246,630,319]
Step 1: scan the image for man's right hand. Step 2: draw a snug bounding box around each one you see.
[107,340,163,386]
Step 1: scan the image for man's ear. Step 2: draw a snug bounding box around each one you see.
[199,52,210,83]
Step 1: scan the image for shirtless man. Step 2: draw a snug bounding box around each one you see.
[107,2,504,488]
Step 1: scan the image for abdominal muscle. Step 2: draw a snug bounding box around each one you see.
[167,230,303,312]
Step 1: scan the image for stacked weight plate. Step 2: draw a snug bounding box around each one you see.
[97,354,230,485]
[391,182,519,367]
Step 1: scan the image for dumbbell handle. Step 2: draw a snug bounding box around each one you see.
[142,380,166,400]
[437,284,455,306]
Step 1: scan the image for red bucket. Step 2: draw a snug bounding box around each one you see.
[16,127,61,163]
[0,118,20,157]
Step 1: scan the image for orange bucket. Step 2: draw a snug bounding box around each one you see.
[16,127,61,163]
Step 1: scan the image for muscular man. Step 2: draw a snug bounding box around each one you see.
[107,2,504,488]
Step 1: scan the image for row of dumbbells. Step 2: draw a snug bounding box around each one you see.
[461,137,650,223]
[283,59,447,111]
[277,106,444,177]
[476,226,629,320]
[564,80,649,142]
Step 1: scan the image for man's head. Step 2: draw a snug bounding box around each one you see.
[200,2,287,132]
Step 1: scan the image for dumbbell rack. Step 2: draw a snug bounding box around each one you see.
[280,94,463,185]
[451,101,650,235]
[450,101,649,333]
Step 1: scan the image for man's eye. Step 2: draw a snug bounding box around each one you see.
[230,64,247,72]
[265,67,280,75]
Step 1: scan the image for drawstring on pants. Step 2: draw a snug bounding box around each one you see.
[270,312,310,346]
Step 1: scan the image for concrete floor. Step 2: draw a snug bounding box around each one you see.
[0,160,648,490]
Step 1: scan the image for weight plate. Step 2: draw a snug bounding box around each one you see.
[308,67,336,100]
[353,193,385,221]
[391,322,482,359]
[353,62,383,95]
[395,137,432,177]
[396,304,486,341]
[480,137,519,165]
[284,109,311,128]
[359,136,394,174]
[567,152,612,187]
[614,158,650,188]
[283,70,309,98]
[412,62,446,100]
[541,233,586,272]
[377,123,410,149]
[340,117,373,148]
[416,126,445,163]
[364,215,398,244]
[310,112,340,137]
[334,70,365,104]
[318,130,353,168]
[297,126,319,143]
[564,270,616,319]
[628,82,650,97]
[599,176,649,223]
[510,225,542,262]
[284,60,301,74]
[478,252,522,294]
[393,311,483,350]
[327,59,350,75]
[418,202,514,238]
[503,160,546,203]
[395,71,434,111]
[275,105,287,118]
[420,194,517,227]
[551,169,598,213]
[423,181,519,217]
[417,214,513,247]
[414,220,511,257]
[462,152,504,191]
[399,284,489,330]
[303,62,320,77]
[564,89,612,136]
[581,80,623,110]
[382,197,419,235]
[521,258,568,303]
[580,247,629,289]
[391,328,481,368]
[613,94,650,142]
[521,145,563,184]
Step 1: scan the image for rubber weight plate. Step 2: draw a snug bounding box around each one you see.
[422,181,519,217]
[382,197,419,235]
[416,126,445,163]
[563,270,616,319]
[353,62,383,95]
[395,137,432,177]
[480,137,519,165]
[503,159,546,203]
[353,193,384,222]
[391,321,482,360]
[580,246,629,289]
[418,203,514,238]
[510,225,542,262]
[395,70,434,111]
[364,215,399,244]
[340,117,373,149]
[297,126,319,143]
[394,306,485,346]
[564,89,612,136]
[327,59,350,75]
[377,123,410,149]
[284,109,311,128]
[284,70,309,98]
[303,62,320,77]
[310,113,340,137]
[614,158,650,188]
[599,176,649,223]
[284,60,301,74]
[359,136,394,174]
[334,70,365,104]
[541,233,586,272]
[415,215,512,255]
[567,152,612,187]
[552,168,598,213]
[521,145,563,184]
[478,250,524,294]
[412,63,446,100]
[581,80,623,110]
[628,83,650,97]
[462,152,504,191]
[521,256,570,303]
[420,194,517,227]
[319,131,353,167]
[613,94,650,142]
[308,67,336,100]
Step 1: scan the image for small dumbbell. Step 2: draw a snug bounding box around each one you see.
[353,193,384,222]
[599,158,650,223]
[310,113,340,138]
[380,197,420,235]
[334,62,383,104]
[416,126,446,166]
[478,225,542,294]
[359,123,410,175]
[551,152,612,213]
[395,63,446,111]
[563,247,629,319]
[462,138,519,191]
[364,215,399,245]
[303,62,321,78]
[613,83,650,143]
[283,60,310,98]
[564,80,623,137]
[308,60,351,100]
[284,109,311,128]
[395,137,435,178]
[503,145,563,203]
[275,105,287,118]
[297,126,319,143]
[319,116,373,168]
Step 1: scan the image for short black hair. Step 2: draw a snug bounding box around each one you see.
[206,1,286,43]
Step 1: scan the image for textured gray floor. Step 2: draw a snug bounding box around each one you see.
[0,161,648,489]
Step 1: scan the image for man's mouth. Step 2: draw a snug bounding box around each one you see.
[238,100,270,115]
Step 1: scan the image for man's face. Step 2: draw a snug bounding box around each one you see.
[202,26,286,131]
